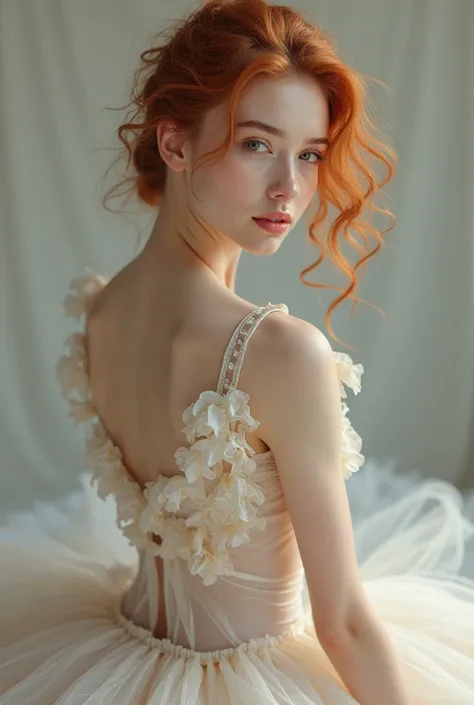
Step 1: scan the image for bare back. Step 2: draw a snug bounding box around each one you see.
[85,256,279,487]
[56,257,367,652]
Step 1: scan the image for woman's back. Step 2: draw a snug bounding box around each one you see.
[86,252,271,488]
[77,257,306,651]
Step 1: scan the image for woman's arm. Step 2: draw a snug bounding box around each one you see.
[253,315,411,705]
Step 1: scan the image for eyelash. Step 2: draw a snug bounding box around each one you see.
[242,139,324,164]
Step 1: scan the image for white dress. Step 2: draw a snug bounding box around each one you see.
[1,269,474,704]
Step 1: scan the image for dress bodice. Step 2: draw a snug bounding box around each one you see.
[56,269,364,649]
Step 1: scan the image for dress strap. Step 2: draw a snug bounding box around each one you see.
[217,303,289,396]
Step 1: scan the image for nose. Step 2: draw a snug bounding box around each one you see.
[267,162,300,204]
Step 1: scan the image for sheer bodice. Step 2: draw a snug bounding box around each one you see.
[55,269,364,652]
[121,461,306,651]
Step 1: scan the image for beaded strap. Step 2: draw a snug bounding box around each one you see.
[217,303,289,396]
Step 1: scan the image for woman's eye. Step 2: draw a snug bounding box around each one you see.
[243,139,269,153]
[243,140,323,164]
[301,151,324,164]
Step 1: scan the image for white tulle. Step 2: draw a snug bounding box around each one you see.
[2,467,474,703]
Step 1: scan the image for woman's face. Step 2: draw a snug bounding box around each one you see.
[184,73,330,256]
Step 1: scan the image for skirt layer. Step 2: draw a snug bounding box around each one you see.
[0,533,354,704]
[1,473,474,704]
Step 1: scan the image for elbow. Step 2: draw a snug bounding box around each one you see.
[315,620,352,650]
[314,600,374,651]
[313,603,365,650]
[313,586,372,650]
[311,597,351,648]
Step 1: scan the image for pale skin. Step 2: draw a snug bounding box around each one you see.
[87,74,411,705]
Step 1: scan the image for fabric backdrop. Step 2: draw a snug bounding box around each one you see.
[1,0,473,517]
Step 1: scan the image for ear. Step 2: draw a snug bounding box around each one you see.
[156,122,188,173]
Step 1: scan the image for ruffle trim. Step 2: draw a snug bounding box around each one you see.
[56,269,364,586]
[333,352,365,479]
[115,608,310,663]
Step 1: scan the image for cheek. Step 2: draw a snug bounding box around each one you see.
[296,173,319,217]
[210,154,258,202]
[303,170,319,202]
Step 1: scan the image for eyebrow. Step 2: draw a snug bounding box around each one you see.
[235,120,329,146]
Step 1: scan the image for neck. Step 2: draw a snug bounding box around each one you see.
[140,202,241,294]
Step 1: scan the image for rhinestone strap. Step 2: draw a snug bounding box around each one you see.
[217,303,289,396]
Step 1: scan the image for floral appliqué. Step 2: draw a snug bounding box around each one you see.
[56,270,364,586]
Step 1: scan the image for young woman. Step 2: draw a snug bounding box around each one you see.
[1,1,473,703]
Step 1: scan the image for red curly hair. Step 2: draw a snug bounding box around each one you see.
[102,0,397,350]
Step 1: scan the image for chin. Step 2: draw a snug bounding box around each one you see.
[245,238,283,256]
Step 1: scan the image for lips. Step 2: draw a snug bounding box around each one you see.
[252,217,291,234]
[254,211,292,224]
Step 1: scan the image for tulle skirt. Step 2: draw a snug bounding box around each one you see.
[1,464,474,704]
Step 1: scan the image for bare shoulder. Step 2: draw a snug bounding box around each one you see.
[250,310,337,407]
[256,310,334,363]
[249,310,343,476]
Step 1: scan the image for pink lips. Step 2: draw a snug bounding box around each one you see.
[254,211,292,224]
[252,218,290,235]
